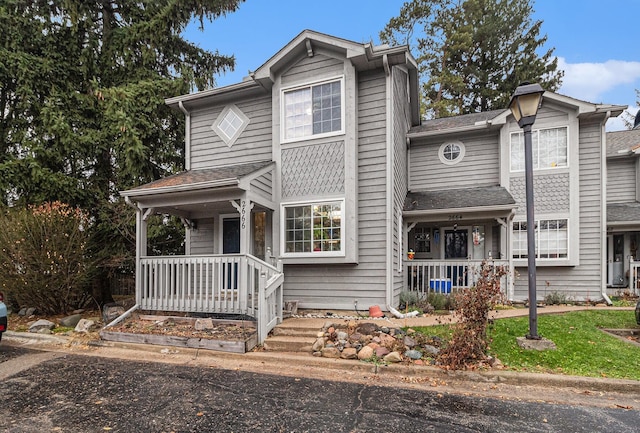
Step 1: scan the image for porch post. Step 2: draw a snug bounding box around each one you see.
[136,207,148,306]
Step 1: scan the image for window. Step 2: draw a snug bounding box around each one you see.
[212,105,249,147]
[438,141,465,165]
[284,201,343,254]
[511,126,567,171]
[283,79,343,141]
[513,219,568,259]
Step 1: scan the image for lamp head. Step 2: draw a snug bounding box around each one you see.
[509,82,544,128]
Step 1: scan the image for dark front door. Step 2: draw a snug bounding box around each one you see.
[444,229,468,259]
[222,217,240,290]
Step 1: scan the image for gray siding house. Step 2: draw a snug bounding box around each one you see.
[605,127,640,291]
[121,31,631,340]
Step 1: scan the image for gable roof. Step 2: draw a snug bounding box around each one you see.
[121,161,274,198]
[606,128,640,158]
[407,110,504,137]
[404,186,516,213]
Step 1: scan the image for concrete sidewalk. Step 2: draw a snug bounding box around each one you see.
[282,304,635,329]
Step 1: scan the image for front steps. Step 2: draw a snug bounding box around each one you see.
[262,322,319,352]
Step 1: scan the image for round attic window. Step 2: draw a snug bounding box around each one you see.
[438,141,465,165]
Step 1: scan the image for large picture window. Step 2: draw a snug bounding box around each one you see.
[284,201,343,254]
[511,126,568,171]
[283,79,343,141]
[513,219,568,259]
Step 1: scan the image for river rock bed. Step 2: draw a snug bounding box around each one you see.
[312,320,443,364]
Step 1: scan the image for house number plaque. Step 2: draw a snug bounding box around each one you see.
[241,200,246,229]
[448,214,463,221]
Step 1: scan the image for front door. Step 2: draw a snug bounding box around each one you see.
[222,217,240,290]
[444,229,468,286]
[444,229,468,259]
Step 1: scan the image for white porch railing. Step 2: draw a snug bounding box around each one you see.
[138,254,283,344]
[404,259,511,297]
[630,258,640,295]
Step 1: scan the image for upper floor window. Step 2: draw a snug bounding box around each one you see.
[282,78,343,141]
[438,141,465,165]
[510,126,568,171]
[212,105,249,147]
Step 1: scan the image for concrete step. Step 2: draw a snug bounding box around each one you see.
[263,335,314,352]
[271,325,320,337]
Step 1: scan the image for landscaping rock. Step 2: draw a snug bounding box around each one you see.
[356,323,380,335]
[383,351,403,363]
[312,337,325,352]
[357,345,374,360]
[29,319,55,333]
[375,347,390,358]
[340,348,358,359]
[321,347,341,358]
[18,308,27,316]
[194,318,214,331]
[377,333,396,348]
[337,331,348,341]
[75,319,96,333]
[25,307,37,317]
[404,349,423,360]
[59,314,83,328]
[422,344,440,356]
[403,336,417,348]
[102,304,125,323]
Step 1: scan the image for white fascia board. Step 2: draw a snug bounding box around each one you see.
[165,81,259,108]
[403,203,516,217]
[406,122,495,139]
[120,179,240,198]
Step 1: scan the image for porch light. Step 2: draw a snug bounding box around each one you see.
[509,82,544,340]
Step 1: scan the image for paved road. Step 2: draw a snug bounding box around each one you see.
[0,343,637,432]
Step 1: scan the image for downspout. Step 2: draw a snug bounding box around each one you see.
[178,101,191,171]
[384,54,395,312]
[601,111,613,305]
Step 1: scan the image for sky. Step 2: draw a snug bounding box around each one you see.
[183,0,640,131]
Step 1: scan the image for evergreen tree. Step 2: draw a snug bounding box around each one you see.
[0,0,243,302]
[381,0,563,118]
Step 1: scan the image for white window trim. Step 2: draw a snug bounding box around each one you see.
[438,141,465,165]
[280,198,345,258]
[512,215,571,266]
[212,105,250,147]
[280,76,345,144]
[509,126,569,173]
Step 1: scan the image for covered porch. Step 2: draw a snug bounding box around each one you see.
[606,202,640,295]
[403,186,516,299]
[121,161,284,343]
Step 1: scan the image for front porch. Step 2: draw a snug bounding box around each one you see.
[404,259,512,298]
[137,254,283,343]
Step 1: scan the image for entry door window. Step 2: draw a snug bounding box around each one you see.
[223,218,240,254]
[222,217,240,291]
[445,229,468,259]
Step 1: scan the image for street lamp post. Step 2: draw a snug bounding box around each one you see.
[509,83,544,340]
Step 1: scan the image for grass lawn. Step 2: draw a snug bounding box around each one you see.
[415,310,640,380]
[487,310,640,380]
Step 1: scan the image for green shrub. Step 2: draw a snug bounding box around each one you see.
[544,291,568,305]
[0,202,94,314]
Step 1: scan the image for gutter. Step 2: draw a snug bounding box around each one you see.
[406,122,494,139]
[120,178,240,198]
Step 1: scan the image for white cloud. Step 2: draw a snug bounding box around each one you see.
[606,106,639,132]
[557,57,640,102]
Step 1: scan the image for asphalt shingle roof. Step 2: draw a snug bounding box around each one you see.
[404,186,516,212]
[606,129,640,157]
[408,110,504,135]
[607,202,640,223]
[126,161,274,192]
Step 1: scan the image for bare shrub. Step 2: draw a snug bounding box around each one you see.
[438,261,507,369]
[0,202,94,313]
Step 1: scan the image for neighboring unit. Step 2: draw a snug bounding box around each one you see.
[121,30,631,342]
